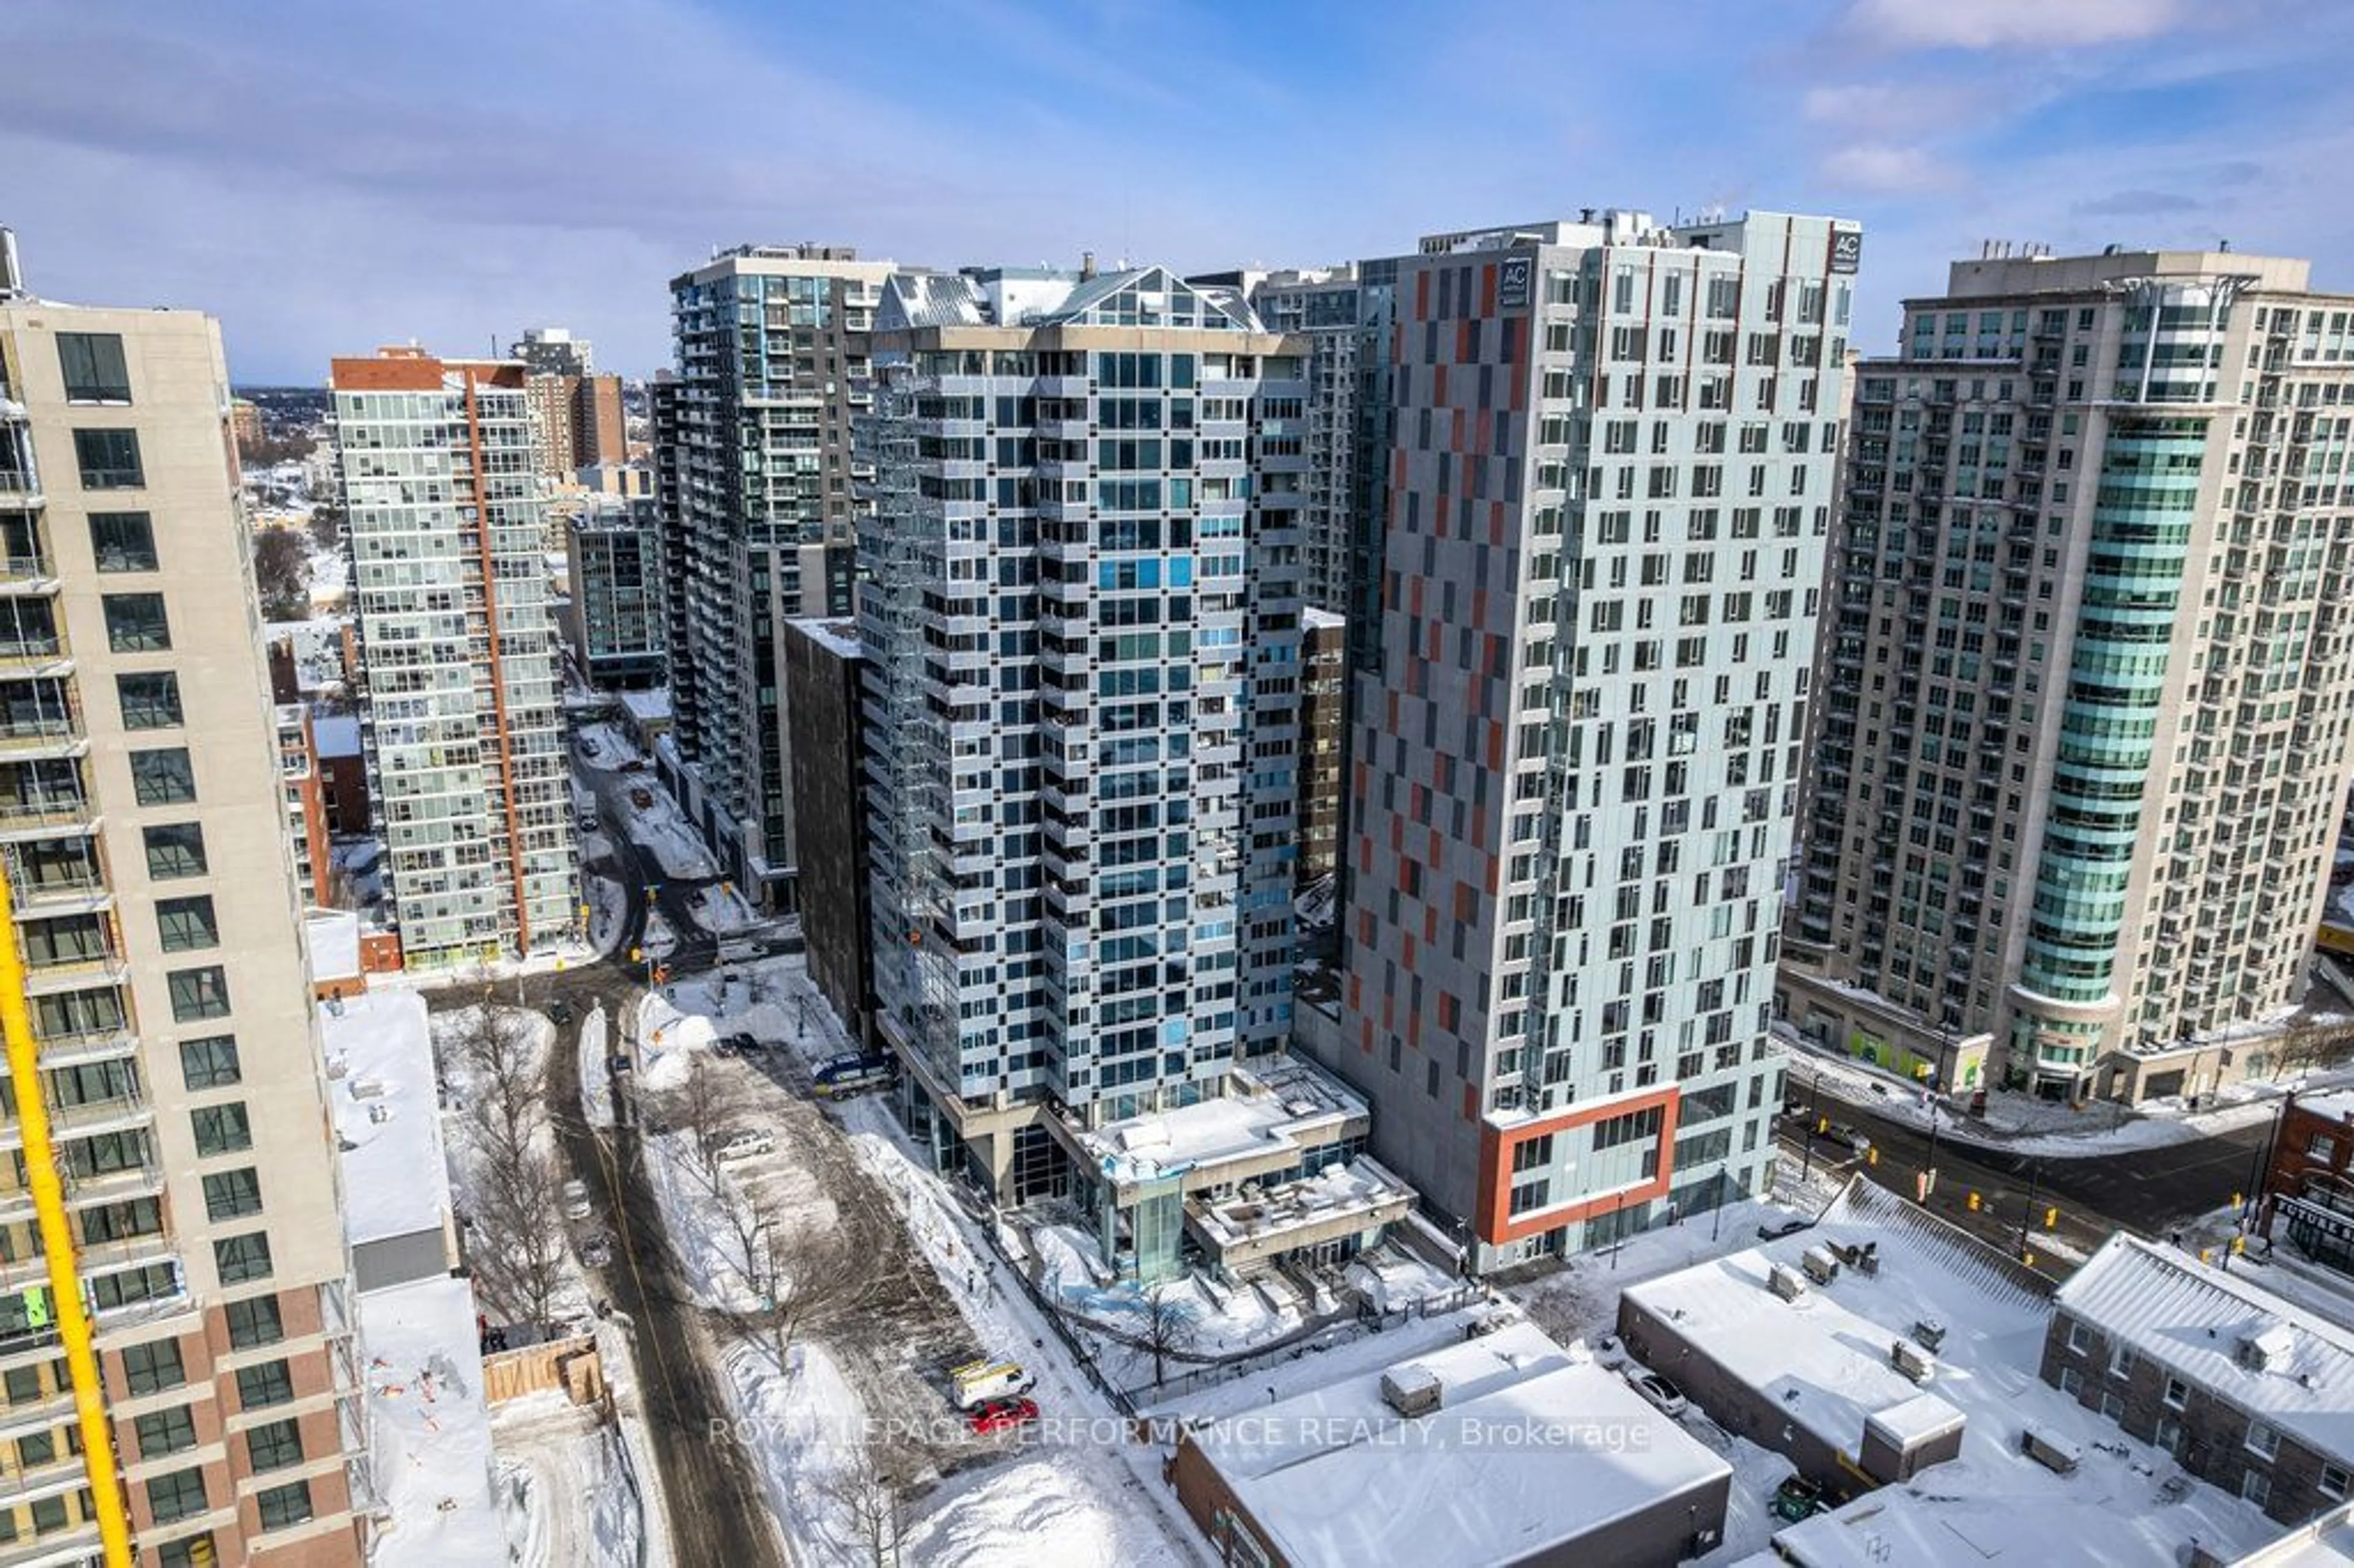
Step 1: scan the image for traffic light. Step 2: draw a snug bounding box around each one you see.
[655,965,670,985]
[1816,1117,1829,1134]
[1967,1191,1981,1211]
[630,946,642,964]
[2044,1206,2058,1230]
[1867,1147,1878,1166]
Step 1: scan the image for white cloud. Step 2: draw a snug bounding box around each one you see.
[1817,144,1968,194]
[1843,0,2184,50]
[1800,81,1992,136]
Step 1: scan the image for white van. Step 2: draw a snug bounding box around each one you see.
[950,1360,1035,1409]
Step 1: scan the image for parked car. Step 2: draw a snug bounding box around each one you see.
[576,812,600,834]
[561,1179,593,1221]
[715,1130,775,1162]
[608,1053,634,1075]
[1623,1368,1688,1418]
[581,1235,614,1269]
[814,1054,899,1101]
[1816,1121,1870,1155]
[546,999,574,1026]
[1589,1333,1629,1370]
[951,1360,1037,1408]
[966,1396,1039,1436]
[1758,1216,1813,1241]
[629,786,654,809]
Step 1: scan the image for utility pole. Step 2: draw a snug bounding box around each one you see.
[2018,1159,2041,1256]
[1921,1097,1942,1205]
[1800,1067,1826,1181]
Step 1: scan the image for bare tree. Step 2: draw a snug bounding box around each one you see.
[467,1146,568,1326]
[1137,1284,1197,1390]
[251,527,311,620]
[714,1179,868,1371]
[453,1004,539,1175]
[822,1440,914,1568]
[660,1058,732,1190]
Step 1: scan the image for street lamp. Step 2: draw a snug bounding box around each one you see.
[1921,1091,1942,1205]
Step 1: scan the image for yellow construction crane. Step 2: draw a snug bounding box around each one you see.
[0,865,131,1563]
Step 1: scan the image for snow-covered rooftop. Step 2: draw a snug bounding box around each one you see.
[618,687,672,724]
[1682,1182,2282,1566]
[1301,606,1346,632]
[2056,1234,2354,1466]
[311,712,362,758]
[360,1275,504,1565]
[2293,1087,2354,1124]
[1188,1155,1415,1250]
[326,992,452,1250]
[787,616,864,663]
[1080,1055,1365,1184]
[305,907,362,987]
[1186,1318,1730,1564]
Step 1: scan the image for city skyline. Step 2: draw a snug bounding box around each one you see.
[9,0,2353,381]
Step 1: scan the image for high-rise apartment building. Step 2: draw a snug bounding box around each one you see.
[330,348,576,969]
[861,264,1305,1219]
[513,326,592,377]
[0,238,363,1563]
[522,371,624,484]
[1782,247,2354,1105]
[563,497,665,688]
[1312,211,1859,1272]
[658,245,890,909]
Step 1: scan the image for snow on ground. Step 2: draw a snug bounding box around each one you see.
[362,1276,506,1566]
[493,1392,656,1568]
[687,881,758,935]
[641,910,679,961]
[632,990,718,1092]
[621,785,717,880]
[2176,1202,2354,1331]
[715,1342,888,1566]
[578,1005,614,1130]
[586,872,627,957]
[574,723,642,769]
[1692,1431,1798,1567]
[900,1454,1170,1568]
[1780,1043,2285,1156]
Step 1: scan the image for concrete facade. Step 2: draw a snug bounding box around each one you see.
[1787,248,2354,1103]
[1,275,363,1562]
[657,245,891,913]
[564,498,665,689]
[858,265,1305,1262]
[1318,211,1855,1270]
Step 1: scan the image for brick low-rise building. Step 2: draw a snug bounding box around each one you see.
[2259,1086,2354,1277]
[2041,1233,2354,1528]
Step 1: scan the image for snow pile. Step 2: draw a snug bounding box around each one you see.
[633,992,717,1092]
[641,910,679,961]
[585,873,627,957]
[688,882,758,935]
[577,1005,613,1130]
[492,1393,649,1568]
[901,1456,1181,1568]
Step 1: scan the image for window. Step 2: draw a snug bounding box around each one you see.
[134,1405,198,1460]
[116,672,183,729]
[2060,1367,2083,1396]
[101,593,170,652]
[2322,1464,2349,1501]
[158,1537,216,1568]
[243,1416,303,1474]
[154,896,218,953]
[2241,1470,2270,1509]
[256,1479,313,1532]
[213,1231,272,1284]
[72,429,143,490]
[143,823,207,879]
[121,1338,185,1395]
[2,1367,40,1406]
[145,1466,208,1525]
[2247,1420,2279,1458]
[2066,1322,2091,1355]
[56,333,131,403]
[88,512,157,571]
[130,747,195,804]
[226,1295,283,1350]
[235,1358,294,1411]
[202,1167,261,1222]
[2163,1375,2190,1410]
[178,1036,240,1090]
[189,1102,250,1157]
[167,965,229,1022]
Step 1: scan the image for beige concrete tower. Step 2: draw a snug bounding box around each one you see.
[0,238,362,1563]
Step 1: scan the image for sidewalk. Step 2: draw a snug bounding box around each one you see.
[1777,1036,2293,1158]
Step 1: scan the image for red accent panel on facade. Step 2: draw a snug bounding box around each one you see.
[1473,1084,1686,1246]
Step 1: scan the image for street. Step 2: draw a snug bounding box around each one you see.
[1783,1071,2277,1273]
[424,735,786,1567]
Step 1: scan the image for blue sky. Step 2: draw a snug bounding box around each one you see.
[7,0,2352,382]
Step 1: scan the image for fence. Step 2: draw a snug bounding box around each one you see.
[1133,1284,1486,1404]
[482,1331,604,1406]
